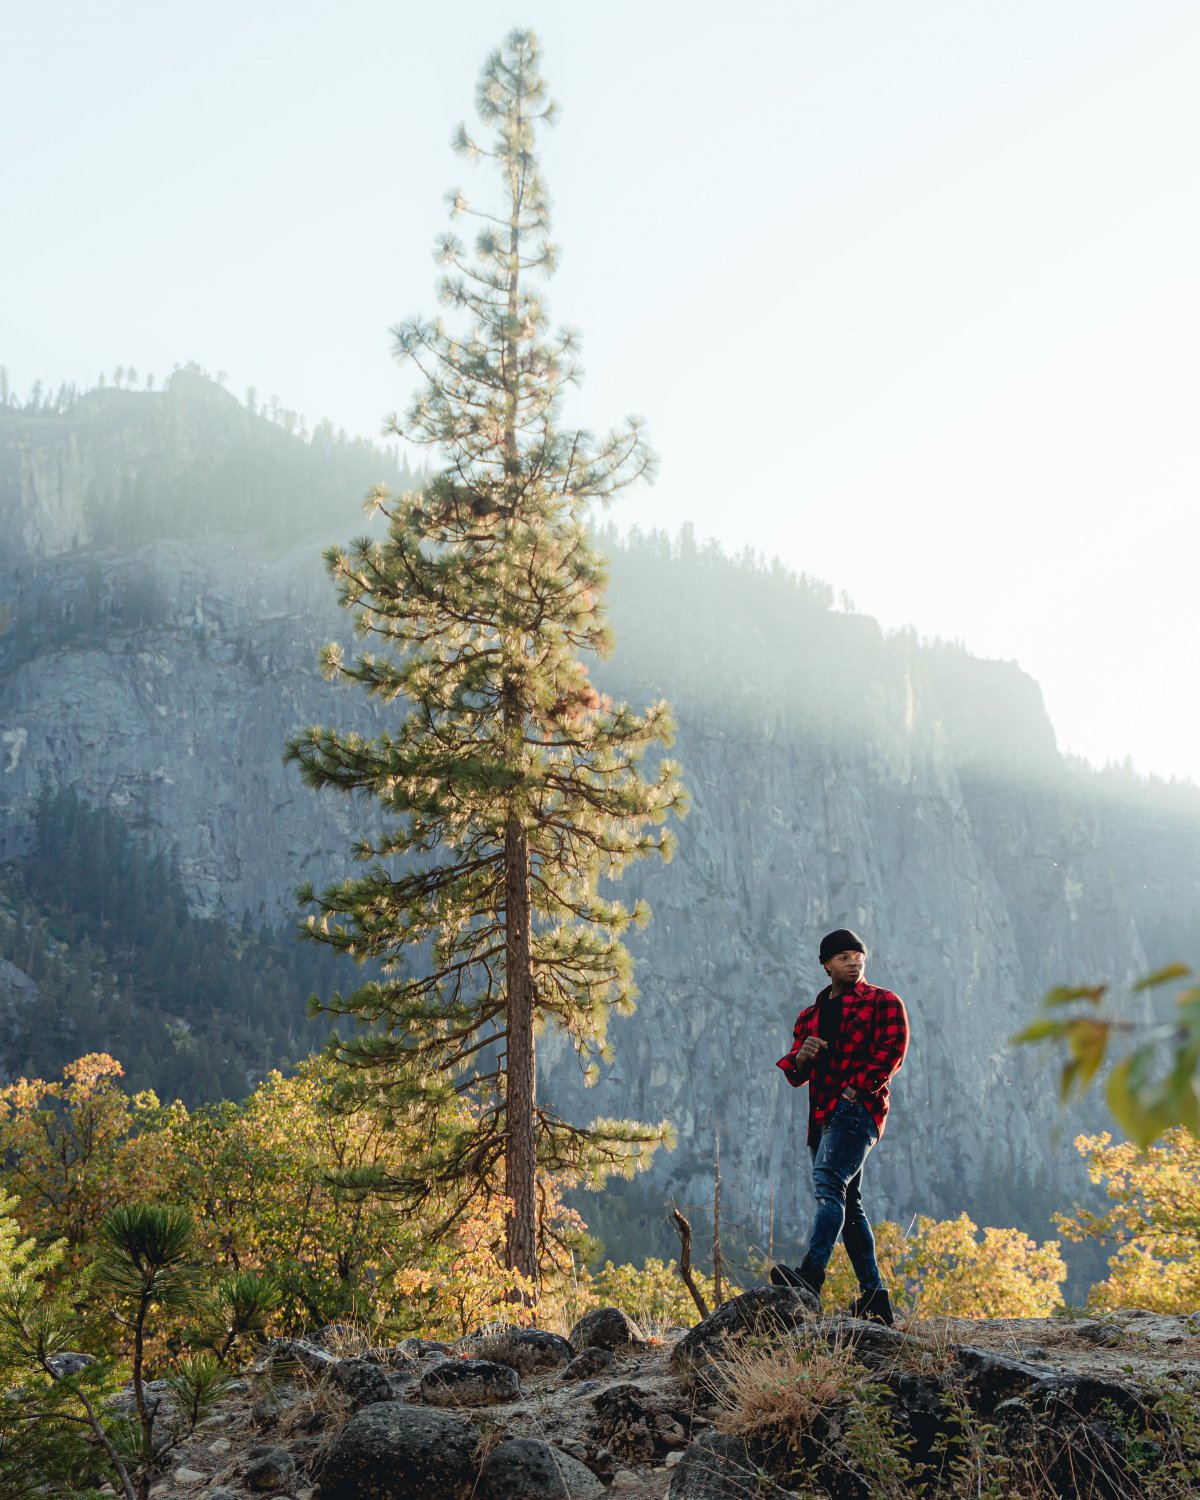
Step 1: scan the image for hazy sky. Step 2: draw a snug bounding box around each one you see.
[4,2,1199,782]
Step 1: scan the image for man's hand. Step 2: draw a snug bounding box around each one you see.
[796,1036,827,1065]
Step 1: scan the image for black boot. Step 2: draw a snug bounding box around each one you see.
[769,1262,823,1306]
[792,1261,824,1306]
[849,1287,894,1326]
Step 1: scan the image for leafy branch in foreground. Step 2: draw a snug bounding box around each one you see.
[1012,965,1200,1146]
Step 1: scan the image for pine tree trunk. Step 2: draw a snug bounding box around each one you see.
[499,76,538,1296]
[504,815,538,1293]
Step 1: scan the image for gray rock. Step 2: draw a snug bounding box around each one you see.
[420,1358,521,1407]
[671,1287,817,1374]
[825,1316,917,1371]
[251,1387,296,1427]
[1105,1309,1196,1345]
[995,1374,1155,1500]
[464,1327,575,1375]
[668,1433,792,1499]
[1071,1318,1125,1348]
[107,1378,176,1422]
[400,1337,454,1359]
[47,1351,95,1378]
[375,1345,419,1369]
[318,1401,477,1499]
[242,1446,295,1492]
[568,1307,645,1352]
[590,1383,661,1464]
[560,1347,615,1382]
[332,1357,395,1410]
[950,1345,1057,1414]
[479,1438,605,1499]
[201,1490,239,1500]
[254,1337,339,1375]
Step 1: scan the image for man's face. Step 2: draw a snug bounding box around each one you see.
[825,949,866,987]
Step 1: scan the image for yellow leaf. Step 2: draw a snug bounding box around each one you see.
[1132,964,1192,993]
[1010,1019,1065,1045]
[1044,985,1108,1008]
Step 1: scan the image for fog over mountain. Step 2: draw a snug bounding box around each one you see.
[3,373,1197,1276]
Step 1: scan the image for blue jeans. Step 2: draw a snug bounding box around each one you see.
[799,1099,883,1292]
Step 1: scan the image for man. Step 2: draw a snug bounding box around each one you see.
[773,928,909,1325]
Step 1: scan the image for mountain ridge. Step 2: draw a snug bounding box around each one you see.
[2,373,1196,1267]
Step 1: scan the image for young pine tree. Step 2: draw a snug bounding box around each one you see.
[287,29,685,1291]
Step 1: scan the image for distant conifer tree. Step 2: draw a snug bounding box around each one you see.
[287,28,685,1289]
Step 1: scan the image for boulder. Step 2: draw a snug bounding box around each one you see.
[667,1433,792,1498]
[479,1437,605,1499]
[950,1345,1056,1415]
[1070,1318,1125,1348]
[317,1401,477,1500]
[254,1337,339,1376]
[375,1344,420,1369]
[464,1327,575,1375]
[400,1337,454,1359]
[46,1351,95,1379]
[590,1383,661,1464]
[671,1287,817,1374]
[994,1373,1156,1500]
[818,1315,916,1373]
[108,1378,177,1426]
[560,1347,616,1382]
[420,1358,521,1406]
[331,1357,396,1411]
[879,1369,958,1468]
[242,1446,296,1492]
[568,1307,645,1352]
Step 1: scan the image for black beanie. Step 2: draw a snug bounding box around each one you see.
[819,928,867,964]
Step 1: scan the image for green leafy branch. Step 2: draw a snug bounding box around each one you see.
[1012,965,1200,1146]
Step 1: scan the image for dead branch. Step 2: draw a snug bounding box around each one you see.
[670,1204,711,1320]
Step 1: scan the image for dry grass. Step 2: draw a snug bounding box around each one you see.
[311,1321,379,1360]
[273,1374,354,1439]
[712,1335,860,1452]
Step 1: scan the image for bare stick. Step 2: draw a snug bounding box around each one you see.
[768,1185,774,1263]
[670,1205,711,1320]
[713,1126,724,1308]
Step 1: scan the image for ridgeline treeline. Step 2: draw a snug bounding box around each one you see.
[0,791,340,1103]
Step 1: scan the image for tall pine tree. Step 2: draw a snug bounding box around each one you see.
[287,29,685,1290]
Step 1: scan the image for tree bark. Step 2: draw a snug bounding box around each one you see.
[504,814,538,1293]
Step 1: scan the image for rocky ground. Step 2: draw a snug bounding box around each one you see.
[115,1298,1200,1500]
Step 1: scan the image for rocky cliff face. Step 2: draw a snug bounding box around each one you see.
[3,378,1197,1250]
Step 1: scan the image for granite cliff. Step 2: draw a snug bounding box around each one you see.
[3,375,1197,1259]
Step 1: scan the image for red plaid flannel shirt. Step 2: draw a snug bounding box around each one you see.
[776,980,908,1146]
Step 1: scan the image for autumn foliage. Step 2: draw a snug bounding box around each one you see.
[820,1212,1066,1319]
[0,1054,582,1337]
[16,1051,1196,1342]
[1057,1128,1200,1313]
